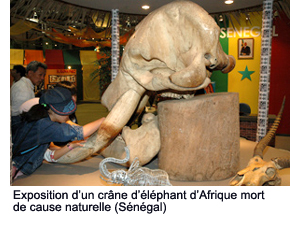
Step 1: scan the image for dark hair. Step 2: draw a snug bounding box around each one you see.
[26,61,47,74]
[13,65,26,77]
[56,81,77,96]
[21,104,49,122]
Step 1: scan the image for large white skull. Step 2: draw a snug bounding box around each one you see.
[57,1,235,164]
[230,156,281,186]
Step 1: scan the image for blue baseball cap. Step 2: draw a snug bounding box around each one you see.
[39,87,76,115]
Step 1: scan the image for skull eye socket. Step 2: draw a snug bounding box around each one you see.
[266,167,276,177]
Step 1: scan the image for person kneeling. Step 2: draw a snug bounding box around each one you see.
[12,87,104,179]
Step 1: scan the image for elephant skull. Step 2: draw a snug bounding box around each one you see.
[57,1,235,164]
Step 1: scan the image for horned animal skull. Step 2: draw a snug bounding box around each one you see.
[230,156,281,186]
[230,97,286,186]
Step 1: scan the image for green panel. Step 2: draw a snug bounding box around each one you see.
[63,50,81,65]
[211,35,229,92]
[63,50,83,100]
[211,17,229,92]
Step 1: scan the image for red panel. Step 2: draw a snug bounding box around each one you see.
[270,13,290,135]
[45,49,65,69]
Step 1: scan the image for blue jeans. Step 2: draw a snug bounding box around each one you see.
[12,117,83,175]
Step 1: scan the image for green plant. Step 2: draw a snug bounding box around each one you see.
[90,47,111,97]
[90,46,124,97]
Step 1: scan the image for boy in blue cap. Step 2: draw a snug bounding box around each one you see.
[12,87,105,179]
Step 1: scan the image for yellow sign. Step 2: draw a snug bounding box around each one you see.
[45,69,77,89]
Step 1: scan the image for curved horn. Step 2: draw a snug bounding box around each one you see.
[254,97,286,158]
[272,157,290,170]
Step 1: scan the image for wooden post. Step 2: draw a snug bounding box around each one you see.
[158,92,240,181]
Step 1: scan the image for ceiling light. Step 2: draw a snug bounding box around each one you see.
[225,0,234,4]
[142,5,150,10]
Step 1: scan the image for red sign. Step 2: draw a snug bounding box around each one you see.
[56,69,77,74]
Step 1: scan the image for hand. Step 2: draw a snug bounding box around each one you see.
[69,140,87,149]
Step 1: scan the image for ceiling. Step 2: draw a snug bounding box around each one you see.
[12,0,281,50]
[62,0,264,15]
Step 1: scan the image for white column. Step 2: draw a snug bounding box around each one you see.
[111,9,120,82]
[256,0,273,142]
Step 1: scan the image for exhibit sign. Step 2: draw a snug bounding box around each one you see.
[44,69,77,89]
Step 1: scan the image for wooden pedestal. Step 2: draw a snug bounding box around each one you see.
[158,92,240,181]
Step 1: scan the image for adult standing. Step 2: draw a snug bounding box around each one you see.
[11,61,47,117]
[10,65,26,85]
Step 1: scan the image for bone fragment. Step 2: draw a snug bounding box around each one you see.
[100,113,161,167]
